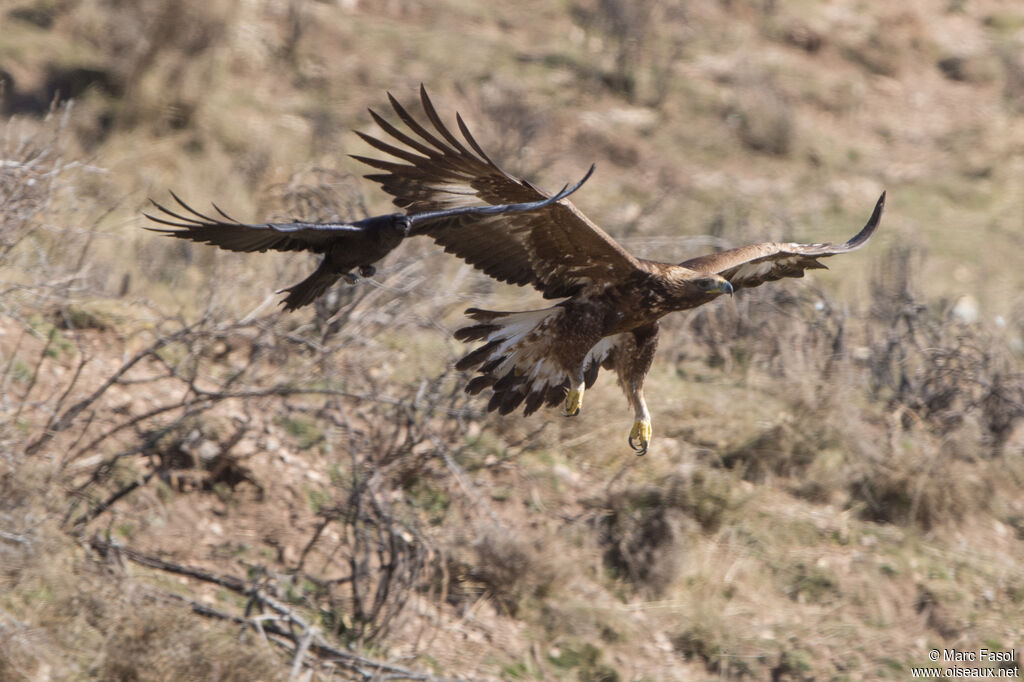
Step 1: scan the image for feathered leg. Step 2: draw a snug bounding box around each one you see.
[616,323,660,455]
[562,372,586,417]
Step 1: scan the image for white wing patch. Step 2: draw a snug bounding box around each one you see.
[729,251,819,283]
[730,259,778,281]
[585,333,626,369]
[431,184,486,208]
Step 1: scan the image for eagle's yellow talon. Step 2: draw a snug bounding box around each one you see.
[628,419,652,455]
[562,387,584,417]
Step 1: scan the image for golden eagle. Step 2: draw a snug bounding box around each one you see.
[144,171,591,310]
[355,86,886,454]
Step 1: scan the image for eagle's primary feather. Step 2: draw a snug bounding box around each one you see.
[357,86,886,454]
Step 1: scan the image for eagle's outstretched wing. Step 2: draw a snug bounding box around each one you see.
[679,192,886,290]
[352,84,642,299]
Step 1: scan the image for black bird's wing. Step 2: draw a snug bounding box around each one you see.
[144,170,592,255]
[144,192,369,254]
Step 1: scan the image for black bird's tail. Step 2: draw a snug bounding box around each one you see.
[279,261,343,311]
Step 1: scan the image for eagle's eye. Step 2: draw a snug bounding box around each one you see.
[697,277,734,295]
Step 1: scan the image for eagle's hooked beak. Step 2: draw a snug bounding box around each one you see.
[718,279,734,296]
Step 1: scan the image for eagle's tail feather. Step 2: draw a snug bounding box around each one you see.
[455,307,621,416]
[454,307,573,416]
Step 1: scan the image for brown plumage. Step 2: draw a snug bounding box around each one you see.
[355,86,886,455]
[143,170,591,311]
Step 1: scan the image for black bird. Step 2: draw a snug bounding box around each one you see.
[144,166,593,310]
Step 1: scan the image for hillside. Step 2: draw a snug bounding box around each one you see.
[1,0,1023,680]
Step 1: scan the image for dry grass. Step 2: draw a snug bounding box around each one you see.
[1,0,1023,679]
[0,523,285,682]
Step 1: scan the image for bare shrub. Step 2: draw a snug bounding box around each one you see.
[1,124,56,266]
[719,409,840,483]
[569,0,688,105]
[840,10,932,78]
[594,470,737,595]
[441,524,557,617]
[864,247,1024,456]
[671,624,756,679]
[685,243,1021,528]
[298,479,433,645]
[848,448,987,530]
[285,371,491,646]
[686,283,848,384]
[70,0,234,131]
[473,85,545,172]
[0,105,80,278]
[0,295,481,674]
[726,73,796,157]
[266,167,369,224]
[33,310,468,637]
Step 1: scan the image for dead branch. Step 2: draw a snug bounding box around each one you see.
[69,471,156,527]
[93,538,456,681]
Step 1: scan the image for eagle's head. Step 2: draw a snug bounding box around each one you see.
[692,274,734,297]
[663,270,735,311]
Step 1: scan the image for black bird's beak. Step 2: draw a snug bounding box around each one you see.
[398,215,413,236]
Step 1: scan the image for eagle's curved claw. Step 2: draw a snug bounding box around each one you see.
[628,419,652,456]
[358,264,376,278]
[562,387,584,417]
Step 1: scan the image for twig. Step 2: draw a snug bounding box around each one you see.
[13,325,55,426]
[71,471,156,527]
[43,350,90,448]
[90,537,259,590]
[0,325,28,411]
[135,580,455,680]
[0,530,31,547]
[25,333,172,455]
[440,447,502,527]
[289,629,315,681]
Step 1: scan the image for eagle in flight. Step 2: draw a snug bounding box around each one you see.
[355,86,886,454]
[145,171,591,310]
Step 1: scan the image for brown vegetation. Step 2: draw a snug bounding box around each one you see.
[1,0,1023,680]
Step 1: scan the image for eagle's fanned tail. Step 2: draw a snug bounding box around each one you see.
[454,307,607,416]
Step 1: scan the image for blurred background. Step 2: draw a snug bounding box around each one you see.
[1,1,1022,680]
